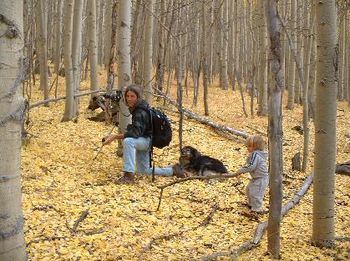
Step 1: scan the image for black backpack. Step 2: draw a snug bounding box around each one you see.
[148,108,172,149]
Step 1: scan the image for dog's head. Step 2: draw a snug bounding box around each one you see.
[181,146,201,160]
[88,96,107,111]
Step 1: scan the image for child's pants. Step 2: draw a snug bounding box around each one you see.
[246,176,269,211]
[122,137,173,176]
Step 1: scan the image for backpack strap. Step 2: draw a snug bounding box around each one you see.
[148,108,155,182]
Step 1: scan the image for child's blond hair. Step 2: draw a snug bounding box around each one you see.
[245,135,265,151]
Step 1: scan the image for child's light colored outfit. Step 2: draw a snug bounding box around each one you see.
[237,150,269,212]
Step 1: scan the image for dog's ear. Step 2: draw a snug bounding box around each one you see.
[191,147,201,158]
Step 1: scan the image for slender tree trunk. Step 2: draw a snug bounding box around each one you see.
[107,0,118,90]
[88,0,98,97]
[265,0,284,258]
[62,0,75,121]
[104,0,112,68]
[143,0,154,104]
[201,0,209,116]
[71,0,84,117]
[54,0,63,75]
[219,0,229,90]
[117,0,132,156]
[35,0,49,100]
[287,0,297,109]
[312,0,337,248]
[0,1,27,259]
[257,0,268,116]
[302,2,315,171]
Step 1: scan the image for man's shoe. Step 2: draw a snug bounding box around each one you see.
[115,172,135,184]
[172,164,185,178]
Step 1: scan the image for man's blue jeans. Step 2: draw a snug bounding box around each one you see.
[122,137,173,176]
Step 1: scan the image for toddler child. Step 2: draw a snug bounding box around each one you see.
[235,135,269,213]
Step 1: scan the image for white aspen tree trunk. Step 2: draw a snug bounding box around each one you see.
[181,3,188,92]
[287,0,297,109]
[281,0,289,95]
[312,0,337,248]
[252,2,259,108]
[232,0,238,90]
[175,2,184,148]
[143,0,154,104]
[47,2,55,62]
[309,36,317,118]
[54,0,63,74]
[130,0,143,85]
[190,2,200,106]
[118,0,132,138]
[208,0,214,82]
[104,0,112,68]
[35,0,49,101]
[97,0,105,66]
[107,0,118,90]
[244,1,251,83]
[88,0,98,95]
[71,0,83,117]
[294,0,303,104]
[155,0,166,93]
[201,0,209,116]
[219,0,229,90]
[265,0,284,257]
[0,1,27,259]
[302,1,315,171]
[62,0,75,121]
[227,0,234,88]
[238,10,245,81]
[338,7,346,101]
[345,11,349,104]
[257,0,268,116]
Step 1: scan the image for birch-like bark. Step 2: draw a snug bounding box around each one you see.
[312,0,337,248]
[287,0,297,109]
[88,0,98,96]
[143,0,154,104]
[35,0,49,101]
[219,0,229,90]
[71,0,84,116]
[54,0,63,74]
[62,0,75,121]
[201,0,209,116]
[257,0,268,116]
[0,1,27,259]
[265,0,284,257]
[117,0,132,144]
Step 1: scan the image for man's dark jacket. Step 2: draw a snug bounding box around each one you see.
[124,99,152,138]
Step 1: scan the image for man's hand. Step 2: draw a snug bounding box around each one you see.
[102,134,124,145]
[102,134,116,145]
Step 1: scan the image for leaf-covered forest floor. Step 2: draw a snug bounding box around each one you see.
[22,77,349,260]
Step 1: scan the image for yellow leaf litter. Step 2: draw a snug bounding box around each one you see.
[22,80,349,260]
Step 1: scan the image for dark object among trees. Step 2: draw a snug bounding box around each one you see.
[292,152,302,171]
[179,146,228,176]
[335,161,350,176]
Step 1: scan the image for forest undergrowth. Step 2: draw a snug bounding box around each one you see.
[21,78,350,260]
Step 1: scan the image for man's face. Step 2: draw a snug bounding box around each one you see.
[126,91,138,108]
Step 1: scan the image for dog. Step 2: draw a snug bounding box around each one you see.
[179,146,228,176]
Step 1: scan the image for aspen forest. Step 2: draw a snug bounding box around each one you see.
[1,0,350,260]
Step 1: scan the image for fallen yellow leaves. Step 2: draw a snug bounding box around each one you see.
[21,83,350,260]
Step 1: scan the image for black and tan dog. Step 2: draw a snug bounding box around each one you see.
[179,146,228,176]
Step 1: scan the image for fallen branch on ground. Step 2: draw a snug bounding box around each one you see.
[138,203,219,260]
[152,88,249,139]
[72,209,90,232]
[29,89,104,109]
[200,174,314,260]
[156,173,240,211]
